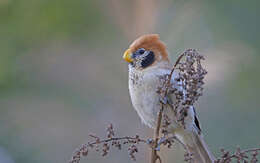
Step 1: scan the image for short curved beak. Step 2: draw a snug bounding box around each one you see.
[123,49,133,63]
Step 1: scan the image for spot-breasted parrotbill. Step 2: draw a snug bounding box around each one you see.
[123,34,215,163]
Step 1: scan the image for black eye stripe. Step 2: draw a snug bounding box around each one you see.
[141,51,155,68]
[130,48,155,69]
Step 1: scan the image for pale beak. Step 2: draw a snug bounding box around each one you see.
[123,49,133,63]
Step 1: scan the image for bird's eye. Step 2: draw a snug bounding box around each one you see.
[133,48,146,58]
[138,48,145,54]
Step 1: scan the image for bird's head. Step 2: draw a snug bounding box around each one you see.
[123,34,169,70]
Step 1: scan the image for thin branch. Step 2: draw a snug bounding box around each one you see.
[221,147,260,163]
[69,124,147,163]
[87,136,146,146]
[150,105,164,163]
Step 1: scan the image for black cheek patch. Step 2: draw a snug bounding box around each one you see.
[141,51,155,68]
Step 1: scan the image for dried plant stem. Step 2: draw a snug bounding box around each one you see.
[222,147,260,162]
[150,53,186,163]
[151,105,164,163]
[88,136,146,146]
[69,124,147,163]
[169,53,185,82]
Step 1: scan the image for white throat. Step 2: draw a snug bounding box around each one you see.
[128,61,171,128]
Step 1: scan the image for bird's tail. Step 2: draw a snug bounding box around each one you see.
[176,131,215,163]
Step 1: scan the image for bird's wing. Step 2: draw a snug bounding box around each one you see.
[167,72,215,163]
[168,71,201,132]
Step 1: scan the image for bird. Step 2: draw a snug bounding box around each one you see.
[123,34,215,163]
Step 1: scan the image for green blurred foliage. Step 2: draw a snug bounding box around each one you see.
[0,0,105,88]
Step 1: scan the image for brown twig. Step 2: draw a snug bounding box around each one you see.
[150,105,164,163]
[215,147,260,163]
[87,136,146,146]
[69,124,146,163]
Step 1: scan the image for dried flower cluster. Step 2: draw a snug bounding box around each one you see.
[157,49,207,130]
[69,49,260,163]
[215,147,260,163]
[184,151,194,163]
[153,49,207,163]
[69,124,146,163]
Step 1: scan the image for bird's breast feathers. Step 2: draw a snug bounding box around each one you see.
[128,64,171,128]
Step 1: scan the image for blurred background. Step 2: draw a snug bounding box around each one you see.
[0,0,259,162]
